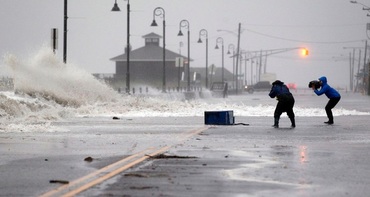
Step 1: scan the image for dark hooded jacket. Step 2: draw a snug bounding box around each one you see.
[314,76,341,98]
[269,80,292,100]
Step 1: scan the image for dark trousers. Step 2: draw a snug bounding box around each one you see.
[325,97,341,122]
[274,94,295,126]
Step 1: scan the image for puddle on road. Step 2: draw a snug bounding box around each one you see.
[223,148,313,189]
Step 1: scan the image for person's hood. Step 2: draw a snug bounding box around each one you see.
[272,80,284,86]
[319,76,327,85]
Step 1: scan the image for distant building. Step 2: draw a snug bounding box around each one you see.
[110,32,189,90]
[110,32,234,91]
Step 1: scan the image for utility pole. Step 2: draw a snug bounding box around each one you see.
[350,50,355,92]
[355,50,362,92]
[364,40,370,95]
[235,23,241,94]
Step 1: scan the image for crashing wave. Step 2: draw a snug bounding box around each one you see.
[4,48,120,107]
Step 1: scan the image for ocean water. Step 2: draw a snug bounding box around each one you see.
[1,48,369,132]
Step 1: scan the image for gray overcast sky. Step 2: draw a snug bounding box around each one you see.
[0,0,369,88]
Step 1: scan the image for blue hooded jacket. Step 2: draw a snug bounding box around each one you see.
[314,76,341,98]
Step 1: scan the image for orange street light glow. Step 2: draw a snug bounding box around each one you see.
[301,48,309,56]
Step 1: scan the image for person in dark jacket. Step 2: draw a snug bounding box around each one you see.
[269,80,296,128]
[312,76,341,125]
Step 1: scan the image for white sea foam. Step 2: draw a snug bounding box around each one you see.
[4,48,120,107]
[1,47,369,132]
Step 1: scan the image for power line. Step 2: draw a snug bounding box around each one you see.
[243,23,366,28]
[244,28,365,44]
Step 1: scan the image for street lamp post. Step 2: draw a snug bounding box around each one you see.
[217,23,242,94]
[215,37,224,83]
[227,44,235,89]
[151,7,166,93]
[343,47,364,92]
[243,53,249,86]
[63,0,67,63]
[350,0,370,17]
[350,0,370,95]
[240,50,255,85]
[178,20,191,91]
[197,29,209,89]
[112,0,130,94]
[178,42,183,90]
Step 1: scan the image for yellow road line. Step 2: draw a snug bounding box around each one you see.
[182,126,210,138]
[62,146,171,197]
[39,147,156,197]
[39,126,210,197]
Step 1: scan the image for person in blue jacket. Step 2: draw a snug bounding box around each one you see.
[312,76,341,125]
[269,80,295,128]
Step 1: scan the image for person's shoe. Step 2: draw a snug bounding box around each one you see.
[272,125,279,128]
[324,121,334,125]
[291,124,296,128]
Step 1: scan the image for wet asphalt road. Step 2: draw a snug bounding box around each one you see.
[78,115,370,197]
[1,93,370,196]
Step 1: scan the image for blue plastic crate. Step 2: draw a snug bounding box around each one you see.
[204,110,234,125]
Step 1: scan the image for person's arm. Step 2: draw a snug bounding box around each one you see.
[269,86,277,98]
[314,85,329,95]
